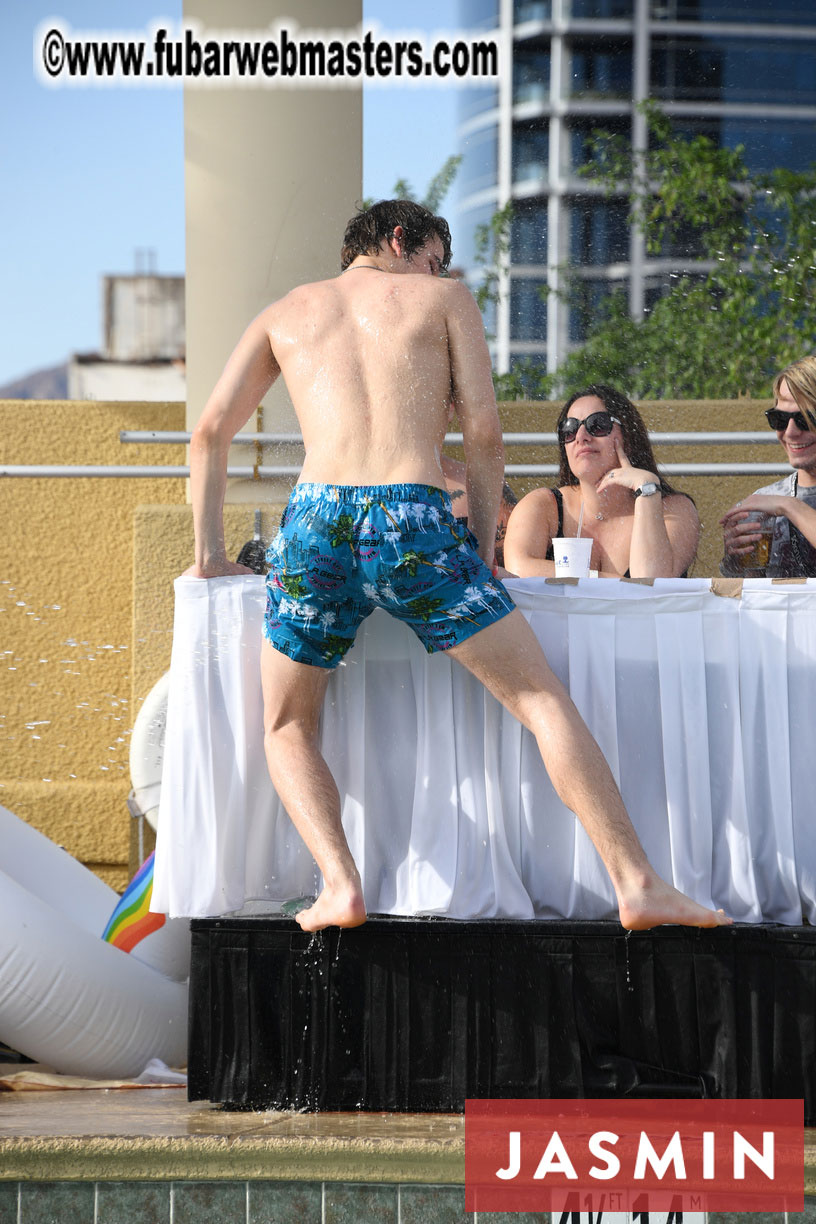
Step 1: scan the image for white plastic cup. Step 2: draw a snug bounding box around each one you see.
[552,537,593,578]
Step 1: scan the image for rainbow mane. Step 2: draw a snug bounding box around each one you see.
[102,851,165,952]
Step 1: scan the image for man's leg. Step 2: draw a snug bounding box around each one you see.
[447,609,730,929]
[261,639,366,931]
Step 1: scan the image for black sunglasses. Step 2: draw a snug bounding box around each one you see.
[765,407,814,433]
[559,411,621,444]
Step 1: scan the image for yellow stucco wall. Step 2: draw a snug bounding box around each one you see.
[1,401,187,888]
[1,396,780,892]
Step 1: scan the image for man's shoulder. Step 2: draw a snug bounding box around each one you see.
[432,276,482,324]
[752,473,795,497]
[259,276,339,321]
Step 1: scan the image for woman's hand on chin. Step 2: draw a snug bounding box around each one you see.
[595,438,657,498]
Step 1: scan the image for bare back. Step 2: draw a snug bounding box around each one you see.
[261,271,468,487]
[191,240,503,574]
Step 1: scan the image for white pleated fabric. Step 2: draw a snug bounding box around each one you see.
[151,575,816,923]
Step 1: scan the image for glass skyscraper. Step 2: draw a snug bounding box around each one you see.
[457,0,816,375]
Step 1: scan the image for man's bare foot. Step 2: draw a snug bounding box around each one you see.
[295,885,367,932]
[618,875,732,931]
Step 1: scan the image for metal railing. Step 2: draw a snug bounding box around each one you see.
[117,429,779,447]
[0,427,790,479]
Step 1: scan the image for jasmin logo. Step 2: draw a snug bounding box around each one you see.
[465,1099,803,1213]
[497,1126,773,1180]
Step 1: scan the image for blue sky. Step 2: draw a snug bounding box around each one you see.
[1,1,464,387]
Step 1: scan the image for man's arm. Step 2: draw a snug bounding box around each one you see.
[188,310,281,577]
[726,491,816,546]
[446,282,504,568]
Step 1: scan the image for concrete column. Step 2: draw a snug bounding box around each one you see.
[183,0,363,500]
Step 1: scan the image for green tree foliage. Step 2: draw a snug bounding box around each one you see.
[542,103,816,400]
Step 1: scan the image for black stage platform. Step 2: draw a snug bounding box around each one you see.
[187,918,816,1118]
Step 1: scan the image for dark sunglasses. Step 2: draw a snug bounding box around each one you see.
[559,411,621,444]
[765,407,814,433]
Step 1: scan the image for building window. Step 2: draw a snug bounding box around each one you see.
[569,38,632,99]
[571,0,633,16]
[568,278,623,343]
[508,354,549,397]
[652,37,816,106]
[513,124,550,183]
[511,201,549,264]
[510,278,549,341]
[650,0,816,23]
[568,118,630,173]
[514,50,550,105]
[515,0,553,22]
[569,199,630,266]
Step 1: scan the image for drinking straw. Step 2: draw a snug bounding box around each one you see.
[577,501,585,539]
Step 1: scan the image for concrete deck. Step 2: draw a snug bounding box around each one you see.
[0,1083,464,1184]
[2,1080,816,1192]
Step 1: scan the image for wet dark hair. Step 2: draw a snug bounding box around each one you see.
[340,199,452,272]
[555,383,678,495]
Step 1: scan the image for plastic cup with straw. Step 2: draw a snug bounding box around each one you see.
[552,500,592,577]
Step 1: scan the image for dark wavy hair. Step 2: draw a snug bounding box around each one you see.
[340,199,452,272]
[556,383,677,495]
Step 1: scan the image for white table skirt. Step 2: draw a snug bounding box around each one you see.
[152,576,816,924]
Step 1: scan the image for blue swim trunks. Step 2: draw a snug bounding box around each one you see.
[263,483,516,668]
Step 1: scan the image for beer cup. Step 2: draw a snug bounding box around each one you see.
[737,512,774,573]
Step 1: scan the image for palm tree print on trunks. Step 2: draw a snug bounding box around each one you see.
[328,513,356,552]
[406,595,446,622]
[395,549,452,578]
[377,502,402,530]
[277,571,310,599]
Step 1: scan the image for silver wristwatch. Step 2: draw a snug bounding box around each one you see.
[634,481,661,499]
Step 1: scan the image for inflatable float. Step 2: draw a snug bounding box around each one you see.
[0,672,190,1078]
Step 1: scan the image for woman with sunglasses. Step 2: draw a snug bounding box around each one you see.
[503,384,700,579]
[719,358,816,577]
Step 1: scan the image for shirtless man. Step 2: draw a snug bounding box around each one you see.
[189,198,729,934]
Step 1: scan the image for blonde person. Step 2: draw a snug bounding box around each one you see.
[503,384,700,579]
[720,356,816,577]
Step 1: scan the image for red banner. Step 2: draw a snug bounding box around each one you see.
[465,1098,803,1212]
